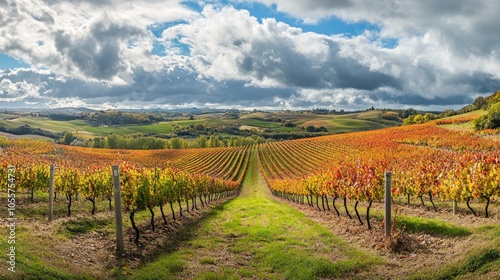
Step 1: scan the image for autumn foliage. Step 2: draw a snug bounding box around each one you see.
[258,122,500,227]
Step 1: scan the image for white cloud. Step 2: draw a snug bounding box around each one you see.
[163,5,398,92]
[0,78,42,102]
[1,0,499,110]
[0,0,198,83]
[232,0,352,24]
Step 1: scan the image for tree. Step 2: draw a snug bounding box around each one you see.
[473,96,488,110]
[92,137,105,148]
[106,134,119,149]
[197,135,207,148]
[63,132,75,145]
[207,135,220,147]
[306,126,316,132]
[474,102,500,130]
[413,114,424,124]
[400,108,417,119]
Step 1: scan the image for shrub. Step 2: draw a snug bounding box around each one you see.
[474,102,500,130]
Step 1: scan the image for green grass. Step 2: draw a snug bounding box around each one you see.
[355,110,384,120]
[127,122,175,134]
[82,125,139,136]
[200,257,216,265]
[128,151,381,279]
[413,249,500,280]
[237,113,387,134]
[59,217,114,237]
[441,110,487,120]
[329,117,386,131]
[124,251,187,280]
[0,131,54,141]
[238,117,282,128]
[0,226,95,280]
[397,215,471,237]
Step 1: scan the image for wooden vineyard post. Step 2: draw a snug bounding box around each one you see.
[385,172,392,237]
[452,200,457,215]
[112,165,124,255]
[48,164,55,221]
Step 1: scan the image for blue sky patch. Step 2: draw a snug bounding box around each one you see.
[230,1,380,37]
[380,37,399,49]
[0,53,29,69]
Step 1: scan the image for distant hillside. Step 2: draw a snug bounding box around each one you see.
[0,108,405,149]
[485,90,500,104]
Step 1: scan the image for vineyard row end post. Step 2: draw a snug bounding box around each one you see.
[48,164,55,221]
[112,165,124,255]
[385,172,392,237]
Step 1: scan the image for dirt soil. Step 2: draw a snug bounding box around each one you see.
[276,196,500,279]
[14,193,499,279]
[16,197,234,279]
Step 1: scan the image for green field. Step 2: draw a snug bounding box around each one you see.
[238,110,390,133]
[0,116,220,138]
[0,111,395,141]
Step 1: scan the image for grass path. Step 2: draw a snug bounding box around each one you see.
[128,150,381,279]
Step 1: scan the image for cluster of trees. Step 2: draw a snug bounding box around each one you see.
[0,124,63,139]
[264,116,285,123]
[474,102,500,130]
[403,113,437,125]
[223,111,240,119]
[82,111,164,125]
[301,125,328,133]
[399,91,500,128]
[381,111,402,122]
[440,91,500,119]
[309,108,351,115]
[311,108,331,115]
[172,123,241,137]
[75,134,269,150]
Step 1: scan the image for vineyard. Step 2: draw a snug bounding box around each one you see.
[2,120,499,231]
[258,122,500,227]
[0,138,250,243]
[1,119,500,279]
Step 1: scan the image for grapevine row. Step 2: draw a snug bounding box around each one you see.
[0,138,252,241]
[258,122,500,228]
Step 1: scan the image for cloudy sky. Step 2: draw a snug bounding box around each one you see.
[1,0,499,111]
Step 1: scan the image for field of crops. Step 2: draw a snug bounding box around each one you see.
[258,121,500,227]
[0,138,250,242]
[1,119,499,279]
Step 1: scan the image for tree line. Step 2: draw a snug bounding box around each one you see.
[62,132,270,150]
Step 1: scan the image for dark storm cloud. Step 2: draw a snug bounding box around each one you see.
[368,91,473,107]
[99,68,295,106]
[329,55,401,91]
[0,67,294,108]
[54,21,144,80]
[306,0,352,9]
[237,40,401,91]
